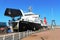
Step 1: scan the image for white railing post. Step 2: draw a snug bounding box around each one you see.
[23,32,25,38]
[25,31,26,37]
[3,35,5,40]
[19,32,20,40]
[20,32,23,39]
[27,31,29,36]
[13,34,14,40]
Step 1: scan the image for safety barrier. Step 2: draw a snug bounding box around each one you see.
[0,27,52,40]
[0,30,38,40]
[0,26,59,40]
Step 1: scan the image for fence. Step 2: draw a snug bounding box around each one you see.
[0,26,56,40]
[0,30,39,40]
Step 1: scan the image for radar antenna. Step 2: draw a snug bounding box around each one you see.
[28,6,32,12]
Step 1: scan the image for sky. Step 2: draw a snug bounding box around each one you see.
[0,0,60,25]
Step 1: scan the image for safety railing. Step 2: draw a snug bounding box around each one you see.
[0,30,38,40]
[0,27,51,40]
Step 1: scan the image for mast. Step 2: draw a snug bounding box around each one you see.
[28,6,32,12]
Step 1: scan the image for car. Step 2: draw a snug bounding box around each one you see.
[0,22,8,33]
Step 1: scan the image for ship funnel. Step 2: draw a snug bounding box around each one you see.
[43,17,47,24]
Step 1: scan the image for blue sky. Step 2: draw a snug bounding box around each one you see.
[0,0,60,25]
